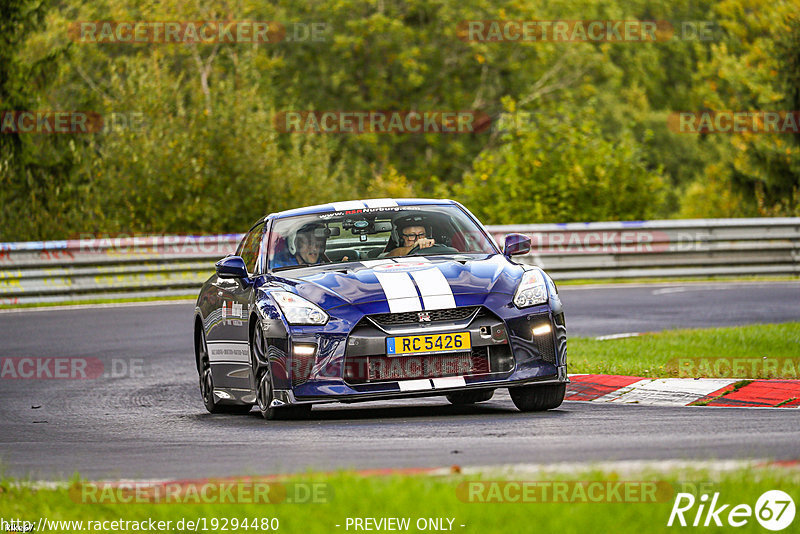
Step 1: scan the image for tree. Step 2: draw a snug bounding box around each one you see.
[457,100,665,223]
[0,0,83,240]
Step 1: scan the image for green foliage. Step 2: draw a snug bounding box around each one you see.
[1,0,798,240]
[457,101,665,223]
[680,0,800,217]
[0,0,80,240]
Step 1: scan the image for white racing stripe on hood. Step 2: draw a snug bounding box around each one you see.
[410,268,456,310]
[374,271,422,312]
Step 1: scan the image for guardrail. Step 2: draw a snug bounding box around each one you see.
[0,235,242,305]
[1,219,798,305]
[487,218,800,280]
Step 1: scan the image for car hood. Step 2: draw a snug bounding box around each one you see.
[273,255,523,311]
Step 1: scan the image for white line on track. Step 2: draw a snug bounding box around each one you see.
[458,459,792,477]
[561,281,800,291]
[593,332,645,340]
[17,458,798,487]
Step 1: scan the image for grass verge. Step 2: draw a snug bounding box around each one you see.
[1,467,797,534]
[0,295,196,310]
[570,322,800,379]
[557,274,799,286]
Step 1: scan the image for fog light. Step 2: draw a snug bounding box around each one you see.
[293,343,316,356]
[532,323,552,336]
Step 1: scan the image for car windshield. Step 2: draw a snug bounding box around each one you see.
[267,204,497,271]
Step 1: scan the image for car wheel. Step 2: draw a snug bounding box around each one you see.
[446,389,494,405]
[251,319,311,421]
[198,327,251,414]
[509,383,566,412]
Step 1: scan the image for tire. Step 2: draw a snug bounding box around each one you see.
[197,326,252,414]
[509,383,566,412]
[446,389,494,405]
[251,319,312,421]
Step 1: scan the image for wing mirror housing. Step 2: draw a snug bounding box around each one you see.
[503,233,532,257]
[215,255,248,279]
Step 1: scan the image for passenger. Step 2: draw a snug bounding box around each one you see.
[272,223,328,268]
[293,223,328,265]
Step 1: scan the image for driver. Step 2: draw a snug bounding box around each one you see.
[293,223,328,265]
[386,218,436,257]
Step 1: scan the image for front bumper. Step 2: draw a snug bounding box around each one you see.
[280,301,568,404]
[272,370,568,406]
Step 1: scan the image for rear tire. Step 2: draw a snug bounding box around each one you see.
[446,389,494,405]
[509,383,566,412]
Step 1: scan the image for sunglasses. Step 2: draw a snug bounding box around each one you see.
[401,232,426,241]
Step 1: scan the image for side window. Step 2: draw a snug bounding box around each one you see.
[237,222,265,274]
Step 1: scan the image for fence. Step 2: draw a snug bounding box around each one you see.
[487,218,800,280]
[1,219,798,305]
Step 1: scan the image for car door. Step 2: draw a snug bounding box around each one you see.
[225,221,267,344]
[205,222,265,366]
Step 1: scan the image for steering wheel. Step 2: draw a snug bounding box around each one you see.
[408,243,459,255]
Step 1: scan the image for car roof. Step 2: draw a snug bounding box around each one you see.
[266,198,458,220]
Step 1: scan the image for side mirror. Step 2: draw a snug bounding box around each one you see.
[215,255,248,279]
[503,233,531,257]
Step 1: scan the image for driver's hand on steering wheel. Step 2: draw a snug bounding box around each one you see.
[416,237,435,249]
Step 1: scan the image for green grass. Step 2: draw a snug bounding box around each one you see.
[556,275,799,286]
[0,295,196,310]
[570,322,800,378]
[1,467,797,534]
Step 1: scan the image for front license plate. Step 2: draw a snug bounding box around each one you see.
[386,332,471,356]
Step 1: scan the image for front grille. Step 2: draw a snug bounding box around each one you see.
[368,306,480,327]
[344,349,490,384]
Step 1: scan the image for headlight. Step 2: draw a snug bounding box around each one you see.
[272,291,329,325]
[513,269,548,308]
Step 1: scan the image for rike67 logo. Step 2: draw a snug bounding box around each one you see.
[668,490,795,530]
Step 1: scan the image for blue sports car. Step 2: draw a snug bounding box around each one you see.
[194,199,567,419]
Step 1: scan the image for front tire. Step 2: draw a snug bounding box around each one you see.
[197,326,251,414]
[509,383,566,412]
[251,318,311,421]
[446,389,494,405]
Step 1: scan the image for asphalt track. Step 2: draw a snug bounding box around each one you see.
[0,281,798,480]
